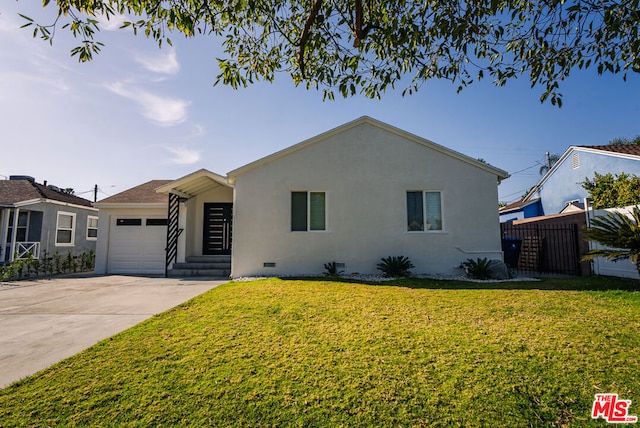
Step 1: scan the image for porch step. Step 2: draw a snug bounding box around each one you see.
[168,268,230,278]
[185,255,230,263]
[168,255,231,278]
[172,262,230,269]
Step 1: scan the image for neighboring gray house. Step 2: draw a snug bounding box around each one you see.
[0,176,98,263]
[501,144,640,221]
[95,117,509,277]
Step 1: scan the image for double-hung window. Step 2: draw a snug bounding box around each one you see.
[87,216,98,240]
[56,212,76,246]
[291,191,326,231]
[8,211,29,242]
[407,191,443,231]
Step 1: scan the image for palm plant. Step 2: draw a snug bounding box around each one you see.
[582,206,640,275]
[376,256,414,278]
[538,153,560,176]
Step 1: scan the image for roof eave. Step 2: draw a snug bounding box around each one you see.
[156,168,231,197]
[93,202,167,209]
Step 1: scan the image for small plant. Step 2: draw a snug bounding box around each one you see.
[53,250,62,275]
[462,257,493,280]
[376,256,414,277]
[323,261,344,277]
[62,251,79,273]
[41,250,54,276]
[80,251,91,271]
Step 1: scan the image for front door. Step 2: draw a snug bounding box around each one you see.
[203,203,233,255]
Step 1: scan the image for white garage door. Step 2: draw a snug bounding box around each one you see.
[107,217,167,274]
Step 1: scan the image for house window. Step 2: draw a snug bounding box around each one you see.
[56,212,76,246]
[87,216,98,240]
[117,219,142,226]
[8,211,29,242]
[407,191,443,231]
[146,218,168,226]
[291,191,326,231]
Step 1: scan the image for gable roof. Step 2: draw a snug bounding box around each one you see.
[523,144,640,202]
[227,116,509,182]
[156,169,231,198]
[0,179,93,207]
[95,180,172,206]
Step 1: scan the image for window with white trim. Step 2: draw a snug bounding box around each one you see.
[291,191,326,231]
[407,191,443,231]
[56,212,76,246]
[8,211,29,242]
[87,216,98,240]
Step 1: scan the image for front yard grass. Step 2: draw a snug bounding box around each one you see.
[1,276,639,426]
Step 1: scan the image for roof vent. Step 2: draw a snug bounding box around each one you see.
[9,175,35,182]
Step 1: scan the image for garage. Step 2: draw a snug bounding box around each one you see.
[106,216,167,274]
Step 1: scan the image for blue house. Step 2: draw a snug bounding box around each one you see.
[500,145,640,221]
[499,198,543,223]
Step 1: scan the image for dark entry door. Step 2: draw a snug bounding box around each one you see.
[203,203,233,255]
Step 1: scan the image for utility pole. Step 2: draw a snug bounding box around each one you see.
[94,185,98,203]
[546,151,551,169]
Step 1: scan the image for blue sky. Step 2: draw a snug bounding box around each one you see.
[1,2,639,203]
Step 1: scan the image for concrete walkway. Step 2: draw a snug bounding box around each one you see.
[0,275,227,388]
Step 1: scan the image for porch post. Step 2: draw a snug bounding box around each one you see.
[9,208,19,262]
[0,208,8,262]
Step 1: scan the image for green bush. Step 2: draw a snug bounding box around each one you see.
[0,249,95,282]
[323,261,344,277]
[462,257,493,280]
[376,256,414,277]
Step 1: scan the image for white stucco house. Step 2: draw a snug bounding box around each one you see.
[94,117,509,277]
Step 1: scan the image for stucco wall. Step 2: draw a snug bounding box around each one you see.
[231,123,503,277]
[17,202,98,259]
[539,150,640,215]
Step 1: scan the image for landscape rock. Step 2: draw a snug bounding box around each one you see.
[488,259,510,280]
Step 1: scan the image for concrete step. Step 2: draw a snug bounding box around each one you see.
[168,255,231,278]
[172,262,231,270]
[185,255,231,263]
[167,268,230,278]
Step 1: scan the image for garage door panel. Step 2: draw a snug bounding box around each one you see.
[107,216,167,274]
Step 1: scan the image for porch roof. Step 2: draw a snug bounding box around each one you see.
[155,169,231,198]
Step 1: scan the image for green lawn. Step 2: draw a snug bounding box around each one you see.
[1,277,639,427]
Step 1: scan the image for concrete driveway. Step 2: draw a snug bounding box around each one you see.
[0,275,227,389]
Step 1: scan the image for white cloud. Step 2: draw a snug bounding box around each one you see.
[105,81,189,126]
[187,123,206,139]
[95,12,130,31]
[164,146,201,164]
[135,49,180,75]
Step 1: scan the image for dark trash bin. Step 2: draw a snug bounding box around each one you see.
[502,238,522,268]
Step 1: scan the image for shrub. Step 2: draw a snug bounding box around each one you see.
[323,261,344,277]
[376,256,414,278]
[582,206,640,275]
[462,257,493,280]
